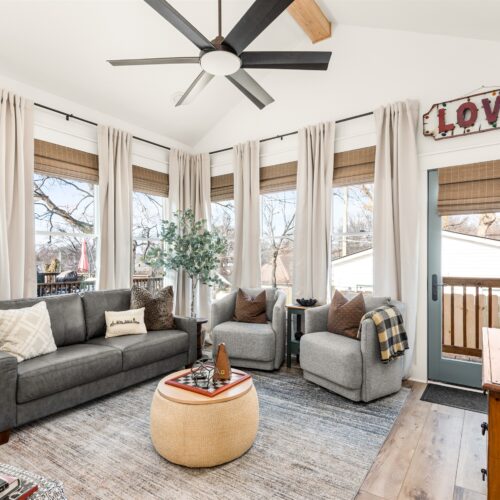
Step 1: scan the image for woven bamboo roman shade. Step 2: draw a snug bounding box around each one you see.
[132,166,169,197]
[34,139,98,183]
[211,173,234,201]
[260,162,297,194]
[332,146,375,187]
[438,160,500,215]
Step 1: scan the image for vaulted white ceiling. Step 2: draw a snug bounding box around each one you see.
[0,0,499,148]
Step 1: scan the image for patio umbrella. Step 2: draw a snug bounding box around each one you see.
[78,239,89,273]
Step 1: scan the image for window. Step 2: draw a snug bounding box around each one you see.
[132,192,165,285]
[260,190,296,301]
[34,174,98,296]
[211,200,235,299]
[331,183,374,293]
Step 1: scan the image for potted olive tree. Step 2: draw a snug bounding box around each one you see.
[148,209,227,318]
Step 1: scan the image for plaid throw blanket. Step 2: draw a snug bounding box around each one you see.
[359,305,409,363]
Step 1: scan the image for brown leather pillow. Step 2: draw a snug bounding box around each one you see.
[233,289,267,324]
[327,290,365,339]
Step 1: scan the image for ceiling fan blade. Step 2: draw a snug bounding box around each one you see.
[144,0,215,51]
[176,71,214,106]
[108,56,200,67]
[226,69,274,110]
[222,0,294,55]
[240,51,332,70]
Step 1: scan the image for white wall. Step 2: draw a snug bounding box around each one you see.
[0,74,193,173]
[202,25,500,382]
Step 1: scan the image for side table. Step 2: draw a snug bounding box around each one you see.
[195,317,208,360]
[286,305,313,368]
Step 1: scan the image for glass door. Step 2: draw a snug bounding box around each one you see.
[428,170,483,388]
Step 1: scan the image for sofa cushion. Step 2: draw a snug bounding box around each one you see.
[240,288,276,321]
[17,344,122,403]
[130,285,175,331]
[0,294,86,347]
[87,330,188,371]
[212,321,275,362]
[327,291,365,339]
[300,331,363,390]
[234,289,267,324]
[82,289,131,339]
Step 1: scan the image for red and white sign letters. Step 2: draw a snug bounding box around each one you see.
[423,89,500,140]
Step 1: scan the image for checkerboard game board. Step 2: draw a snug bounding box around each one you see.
[165,368,251,397]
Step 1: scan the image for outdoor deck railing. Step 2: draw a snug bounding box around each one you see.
[37,276,164,297]
[442,277,500,358]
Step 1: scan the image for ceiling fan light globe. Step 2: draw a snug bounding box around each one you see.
[200,50,241,76]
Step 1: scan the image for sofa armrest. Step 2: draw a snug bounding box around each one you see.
[359,318,403,402]
[272,291,287,368]
[304,304,330,334]
[209,291,237,331]
[174,316,198,364]
[0,352,17,432]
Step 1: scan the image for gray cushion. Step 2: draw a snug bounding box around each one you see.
[87,330,188,371]
[81,289,131,339]
[17,343,122,403]
[300,332,363,390]
[212,321,275,362]
[0,294,86,347]
[241,288,277,321]
[364,296,390,312]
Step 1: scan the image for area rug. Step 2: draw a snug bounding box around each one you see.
[421,383,487,413]
[0,371,408,500]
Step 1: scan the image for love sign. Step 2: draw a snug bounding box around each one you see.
[423,89,500,140]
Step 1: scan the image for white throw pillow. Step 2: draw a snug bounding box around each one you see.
[105,308,147,338]
[0,301,57,362]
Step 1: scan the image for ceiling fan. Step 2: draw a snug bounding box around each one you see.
[108,0,332,109]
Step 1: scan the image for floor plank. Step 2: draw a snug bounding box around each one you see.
[361,383,431,499]
[356,491,386,500]
[454,485,486,500]
[398,404,465,500]
[455,411,488,496]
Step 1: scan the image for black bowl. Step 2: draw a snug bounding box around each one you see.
[296,298,317,307]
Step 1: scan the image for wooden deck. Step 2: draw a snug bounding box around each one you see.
[357,381,487,500]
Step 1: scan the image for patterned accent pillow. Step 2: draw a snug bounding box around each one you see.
[233,289,267,324]
[105,308,147,338]
[0,301,57,362]
[327,290,366,339]
[130,285,175,331]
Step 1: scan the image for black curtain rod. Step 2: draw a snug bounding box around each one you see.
[208,111,374,155]
[35,102,374,156]
[34,103,171,151]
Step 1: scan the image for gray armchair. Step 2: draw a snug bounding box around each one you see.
[300,296,405,402]
[211,288,286,371]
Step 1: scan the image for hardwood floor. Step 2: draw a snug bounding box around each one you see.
[357,382,488,500]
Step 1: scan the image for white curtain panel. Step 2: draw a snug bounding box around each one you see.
[232,140,261,289]
[293,122,335,304]
[0,90,35,300]
[373,100,420,377]
[168,149,211,317]
[97,125,133,290]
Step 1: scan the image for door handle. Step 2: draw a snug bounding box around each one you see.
[432,274,444,302]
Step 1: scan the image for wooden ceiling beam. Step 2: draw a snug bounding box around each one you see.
[287,0,332,44]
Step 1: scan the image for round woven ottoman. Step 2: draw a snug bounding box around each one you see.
[150,369,259,468]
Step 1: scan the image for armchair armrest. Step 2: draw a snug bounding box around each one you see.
[304,304,330,334]
[0,351,17,433]
[272,291,287,368]
[209,291,237,332]
[174,316,198,364]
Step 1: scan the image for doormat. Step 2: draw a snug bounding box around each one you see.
[421,383,487,413]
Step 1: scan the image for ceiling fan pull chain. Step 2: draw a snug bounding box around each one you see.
[218,0,222,38]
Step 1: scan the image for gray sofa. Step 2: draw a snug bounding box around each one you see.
[211,288,286,371]
[300,296,405,402]
[0,289,197,444]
